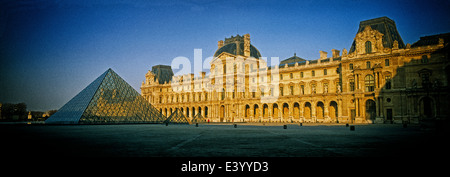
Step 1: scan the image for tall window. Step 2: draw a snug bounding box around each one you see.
[324,69,327,75]
[349,63,353,70]
[280,87,284,96]
[366,61,371,69]
[365,41,372,53]
[290,86,294,95]
[280,74,283,80]
[221,88,225,100]
[365,74,375,92]
[300,72,304,78]
[312,71,315,77]
[385,59,390,66]
[421,73,431,88]
[421,55,428,63]
[290,73,293,79]
[300,85,304,94]
[349,78,355,91]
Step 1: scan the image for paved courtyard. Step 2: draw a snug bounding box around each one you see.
[0,123,447,157]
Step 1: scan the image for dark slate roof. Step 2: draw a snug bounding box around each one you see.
[280,53,306,65]
[214,42,261,58]
[349,16,405,53]
[411,33,450,47]
[151,65,173,84]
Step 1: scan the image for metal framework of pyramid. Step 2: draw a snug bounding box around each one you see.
[45,68,166,124]
[164,108,191,124]
[191,112,206,123]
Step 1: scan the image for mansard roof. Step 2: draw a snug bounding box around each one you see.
[411,33,450,47]
[349,16,405,53]
[151,65,174,84]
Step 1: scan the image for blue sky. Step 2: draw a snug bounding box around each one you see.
[0,0,449,111]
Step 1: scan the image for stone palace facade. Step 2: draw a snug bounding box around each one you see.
[141,17,450,124]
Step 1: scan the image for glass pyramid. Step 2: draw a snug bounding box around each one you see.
[192,111,206,123]
[46,68,166,124]
[164,108,191,124]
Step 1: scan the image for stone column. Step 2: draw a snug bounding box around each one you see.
[260,104,264,122]
[289,102,293,122]
[279,105,283,122]
[379,97,384,117]
[269,104,273,122]
[324,103,330,122]
[299,101,304,122]
[311,103,316,123]
[338,99,342,121]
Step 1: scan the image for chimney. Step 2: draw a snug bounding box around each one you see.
[319,51,328,59]
[331,49,340,58]
[218,40,224,49]
[200,71,205,79]
[244,34,250,57]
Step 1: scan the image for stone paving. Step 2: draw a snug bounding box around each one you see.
[0,123,447,157]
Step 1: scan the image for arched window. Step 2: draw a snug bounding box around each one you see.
[365,74,375,92]
[365,41,372,53]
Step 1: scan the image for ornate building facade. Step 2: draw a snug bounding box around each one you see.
[141,17,450,124]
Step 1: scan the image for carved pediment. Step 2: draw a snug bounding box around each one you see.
[354,25,384,55]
